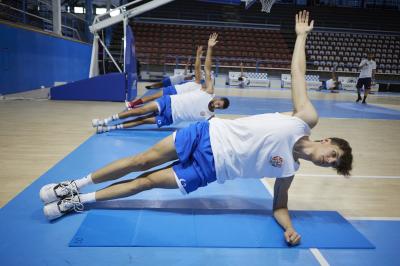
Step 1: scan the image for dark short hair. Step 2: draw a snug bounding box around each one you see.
[330,137,353,176]
[238,77,243,81]
[220,97,230,109]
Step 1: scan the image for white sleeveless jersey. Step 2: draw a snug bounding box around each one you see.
[171,90,214,124]
[175,81,201,94]
[326,79,335,89]
[359,59,376,78]
[209,113,311,183]
[169,74,185,85]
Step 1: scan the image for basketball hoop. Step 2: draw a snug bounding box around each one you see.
[245,0,257,9]
[245,0,276,13]
[260,0,276,13]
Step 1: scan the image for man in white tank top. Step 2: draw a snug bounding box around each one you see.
[126,46,205,109]
[40,17,353,248]
[91,34,230,133]
[355,52,376,104]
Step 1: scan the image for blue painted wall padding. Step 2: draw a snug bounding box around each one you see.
[51,72,126,101]
[50,24,137,102]
[125,25,138,101]
[0,22,92,95]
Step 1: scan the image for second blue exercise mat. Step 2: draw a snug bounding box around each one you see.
[70,209,374,249]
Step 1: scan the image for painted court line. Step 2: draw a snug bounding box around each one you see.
[310,248,330,266]
[345,216,400,221]
[261,178,331,266]
[296,174,400,179]
[260,178,274,196]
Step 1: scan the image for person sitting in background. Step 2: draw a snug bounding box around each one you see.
[325,65,341,93]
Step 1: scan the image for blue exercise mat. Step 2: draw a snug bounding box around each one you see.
[70,209,374,249]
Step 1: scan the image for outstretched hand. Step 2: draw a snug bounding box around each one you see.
[295,10,314,36]
[208,32,218,47]
[196,45,204,56]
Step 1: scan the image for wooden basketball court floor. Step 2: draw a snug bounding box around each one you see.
[0,82,399,265]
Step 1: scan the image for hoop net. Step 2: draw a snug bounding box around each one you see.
[245,0,257,9]
[260,0,276,13]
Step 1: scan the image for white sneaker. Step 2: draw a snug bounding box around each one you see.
[96,126,109,134]
[43,194,84,221]
[39,181,79,204]
[92,118,105,127]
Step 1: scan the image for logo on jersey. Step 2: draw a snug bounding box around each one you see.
[157,119,162,125]
[270,156,283,168]
[179,179,187,188]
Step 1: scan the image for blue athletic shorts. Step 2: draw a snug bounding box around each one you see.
[155,96,173,127]
[162,85,177,95]
[162,77,172,87]
[173,121,217,194]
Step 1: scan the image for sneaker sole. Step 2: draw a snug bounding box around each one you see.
[92,119,99,127]
[43,203,62,221]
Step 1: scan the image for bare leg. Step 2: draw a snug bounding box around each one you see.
[127,91,163,108]
[95,166,178,201]
[121,115,156,129]
[363,88,370,103]
[91,135,178,183]
[141,91,163,104]
[118,102,158,119]
[147,81,163,89]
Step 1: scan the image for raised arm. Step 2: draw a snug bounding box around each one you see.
[273,176,301,246]
[194,46,203,84]
[240,62,244,77]
[291,10,318,129]
[183,56,191,76]
[204,33,218,94]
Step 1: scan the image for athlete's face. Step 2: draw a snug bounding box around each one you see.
[368,53,374,60]
[311,139,343,168]
[211,99,225,109]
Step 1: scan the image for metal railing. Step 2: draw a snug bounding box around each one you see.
[0,2,85,41]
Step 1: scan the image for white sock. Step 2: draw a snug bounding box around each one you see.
[107,124,123,131]
[104,114,119,125]
[79,192,96,204]
[74,174,94,189]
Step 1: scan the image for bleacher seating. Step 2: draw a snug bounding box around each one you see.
[133,22,291,68]
[281,74,321,89]
[307,31,400,75]
[132,0,400,77]
[141,1,400,32]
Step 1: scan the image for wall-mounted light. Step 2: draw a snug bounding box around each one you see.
[110,9,120,17]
